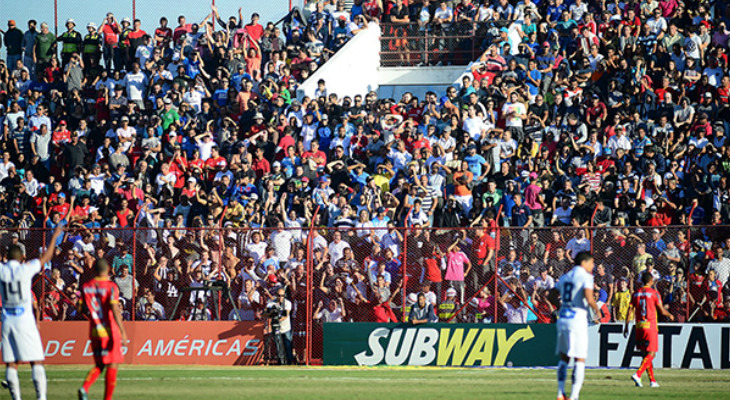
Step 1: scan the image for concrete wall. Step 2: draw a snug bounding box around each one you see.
[296,23,382,100]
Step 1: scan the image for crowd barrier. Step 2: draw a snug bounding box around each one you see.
[3,222,728,365]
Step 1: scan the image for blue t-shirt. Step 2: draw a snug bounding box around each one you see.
[526,69,542,95]
[464,154,487,177]
[213,88,228,107]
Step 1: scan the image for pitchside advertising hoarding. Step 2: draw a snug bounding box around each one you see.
[324,323,730,369]
[0,321,265,365]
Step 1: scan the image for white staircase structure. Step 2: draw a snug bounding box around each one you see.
[297,23,472,101]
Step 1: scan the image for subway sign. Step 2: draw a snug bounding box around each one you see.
[324,323,556,367]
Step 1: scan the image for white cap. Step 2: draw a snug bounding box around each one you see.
[66,18,75,25]
[406,293,418,305]
[87,22,97,29]
[122,17,131,24]
[446,288,457,297]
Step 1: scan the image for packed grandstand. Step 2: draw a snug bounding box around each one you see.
[0,0,729,363]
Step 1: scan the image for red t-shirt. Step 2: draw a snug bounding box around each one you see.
[205,156,227,180]
[251,157,271,180]
[244,23,264,42]
[101,23,119,45]
[423,257,442,283]
[475,234,496,259]
[632,286,661,331]
[51,203,71,217]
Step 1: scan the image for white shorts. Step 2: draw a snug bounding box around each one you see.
[1,312,45,363]
[556,317,588,360]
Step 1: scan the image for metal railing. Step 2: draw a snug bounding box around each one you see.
[7,223,728,365]
[379,22,501,67]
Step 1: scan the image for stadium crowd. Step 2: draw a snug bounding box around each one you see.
[1,0,730,363]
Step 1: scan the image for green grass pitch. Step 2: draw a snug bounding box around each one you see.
[11,365,730,399]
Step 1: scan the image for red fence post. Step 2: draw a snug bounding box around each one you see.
[53,0,58,35]
[130,208,145,321]
[685,203,697,321]
[306,206,321,366]
[217,207,227,320]
[589,205,599,254]
[401,207,414,321]
[493,205,503,323]
[132,0,137,21]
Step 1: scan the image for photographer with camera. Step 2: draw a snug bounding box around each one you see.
[264,288,292,365]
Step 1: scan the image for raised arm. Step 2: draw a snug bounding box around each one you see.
[39,224,65,265]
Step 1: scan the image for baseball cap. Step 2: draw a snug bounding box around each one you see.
[164,98,172,104]
[704,92,712,98]
[542,41,550,47]
[319,175,329,183]
[187,177,196,183]
[272,161,281,168]
[500,27,509,33]
[122,17,131,24]
[446,288,457,297]
[87,22,97,29]
[59,120,67,126]
[8,20,16,27]
[120,116,129,122]
[254,112,264,120]
[66,18,75,25]
[376,206,386,213]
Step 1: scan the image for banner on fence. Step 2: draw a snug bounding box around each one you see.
[324,323,730,369]
[0,322,265,365]
[588,323,730,370]
[323,323,556,367]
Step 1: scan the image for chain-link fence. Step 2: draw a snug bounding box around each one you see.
[7,222,729,364]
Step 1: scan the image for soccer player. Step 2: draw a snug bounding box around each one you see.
[555,251,601,400]
[1,223,64,400]
[624,271,674,388]
[78,259,128,400]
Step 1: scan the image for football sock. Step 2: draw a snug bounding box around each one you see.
[104,367,118,400]
[636,354,653,378]
[557,359,568,396]
[83,366,103,392]
[648,361,656,383]
[5,367,21,400]
[31,364,47,400]
[570,361,585,400]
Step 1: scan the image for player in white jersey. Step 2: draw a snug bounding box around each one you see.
[1,224,64,400]
[555,251,601,400]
